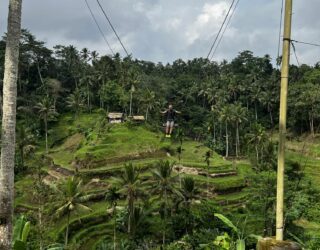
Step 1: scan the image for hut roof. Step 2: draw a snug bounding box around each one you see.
[108,113,124,119]
[132,115,145,121]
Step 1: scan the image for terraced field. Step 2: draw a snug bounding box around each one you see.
[14,112,320,248]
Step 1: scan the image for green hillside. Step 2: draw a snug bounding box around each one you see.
[14,112,320,249]
[15,112,252,248]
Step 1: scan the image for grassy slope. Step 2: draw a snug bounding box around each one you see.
[15,113,320,247]
[16,112,246,248]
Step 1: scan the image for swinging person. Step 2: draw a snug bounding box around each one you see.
[160,104,181,138]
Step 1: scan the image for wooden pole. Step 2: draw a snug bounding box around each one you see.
[276,0,293,241]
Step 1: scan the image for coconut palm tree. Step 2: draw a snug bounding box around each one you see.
[106,186,121,250]
[232,103,247,157]
[143,89,156,121]
[54,176,92,247]
[246,123,268,164]
[175,128,184,188]
[115,163,142,236]
[16,125,35,170]
[179,177,199,233]
[219,105,234,158]
[0,0,22,248]
[151,160,178,248]
[204,150,211,197]
[35,96,57,154]
[66,88,85,119]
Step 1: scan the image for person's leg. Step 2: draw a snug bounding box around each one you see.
[169,121,174,135]
[166,121,170,135]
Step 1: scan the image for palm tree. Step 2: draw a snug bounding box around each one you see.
[106,186,121,250]
[204,150,211,197]
[219,105,233,158]
[54,176,92,247]
[128,69,139,117]
[35,96,57,154]
[180,177,198,233]
[0,0,22,248]
[232,103,247,157]
[115,163,141,236]
[16,125,35,170]
[151,160,178,248]
[180,177,198,210]
[46,78,63,112]
[246,123,268,164]
[143,89,156,121]
[66,88,85,119]
[175,128,184,188]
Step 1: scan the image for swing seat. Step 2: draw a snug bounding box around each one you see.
[162,123,179,127]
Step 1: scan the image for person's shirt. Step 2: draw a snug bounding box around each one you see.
[166,109,177,121]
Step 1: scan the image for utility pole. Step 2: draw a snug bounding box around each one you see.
[276,0,293,241]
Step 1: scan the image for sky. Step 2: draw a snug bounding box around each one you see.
[0,0,320,65]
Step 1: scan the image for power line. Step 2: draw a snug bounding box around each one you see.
[206,0,236,60]
[96,0,130,57]
[210,0,240,60]
[291,42,300,66]
[276,0,284,67]
[84,0,115,56]
[291,39,320,48]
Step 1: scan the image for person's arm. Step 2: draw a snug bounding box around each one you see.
[175,110,181,114]
[160,110,167,114]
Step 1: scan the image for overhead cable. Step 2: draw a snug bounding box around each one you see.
[96,0,130,57]
[210,0,240,60]
[84,0,115,55]
[206,0,236,59]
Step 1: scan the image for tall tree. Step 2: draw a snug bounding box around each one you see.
[105,186,120,250]
[115,163,142,237]
[35,96,57,154]
[232,103,247,157]
[54,176,91,247]
[219,105,233,157]
[151,160,178,248]
[0,0,22,248]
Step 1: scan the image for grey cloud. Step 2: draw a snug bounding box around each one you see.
[0,0,319,65]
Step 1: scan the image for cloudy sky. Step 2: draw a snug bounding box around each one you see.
[0,0,320,65]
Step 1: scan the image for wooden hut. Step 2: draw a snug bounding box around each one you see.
[132,115,145,122]
[107,113,124,124]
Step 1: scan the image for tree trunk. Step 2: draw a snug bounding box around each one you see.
[20,147,24,169]
[225,122,229,158]
[87,82,91,112]
[163,189,167,249]
[129,90,133,117]
[236,121,239,157]
[113,206,116,250]
[0,0,22,249]
[37,60,44,86]
[255,102,258,121]
[128,194,133,236]
[269,105,274,128]
[65,211,70,246]
[213,123,216,144]
[145,106,149,121]
[310,112,314,137]
[45,116,48,154]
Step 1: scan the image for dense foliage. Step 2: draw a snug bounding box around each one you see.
[1,30,320,249]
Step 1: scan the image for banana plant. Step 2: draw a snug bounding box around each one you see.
[13,215,31,250]
[214,213,246,250]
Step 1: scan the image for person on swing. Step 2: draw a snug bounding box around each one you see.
[161,104,181,138]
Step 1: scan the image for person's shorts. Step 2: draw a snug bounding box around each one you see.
[166,120,174,127]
